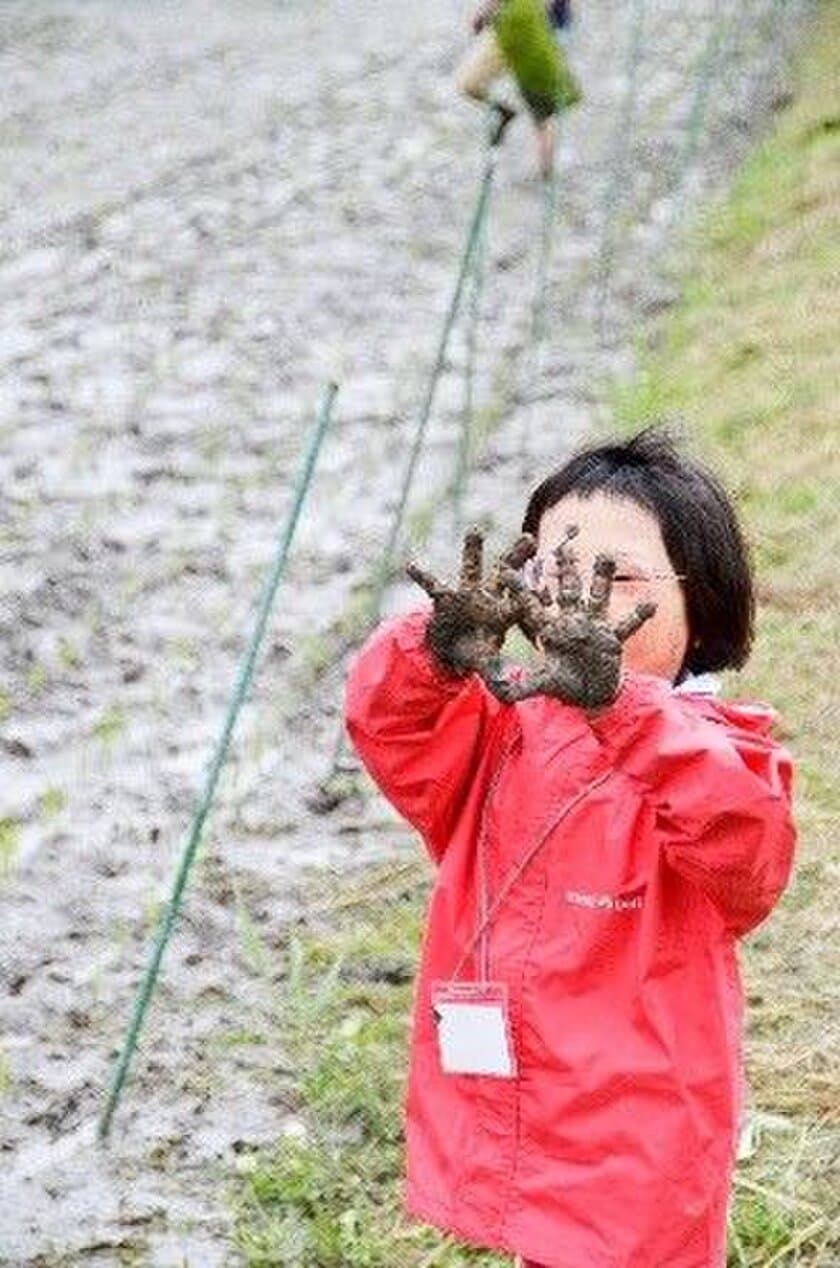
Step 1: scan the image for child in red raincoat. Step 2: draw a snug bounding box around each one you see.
[344,426,796,1268]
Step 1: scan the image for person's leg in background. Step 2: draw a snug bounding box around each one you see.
[534,114,556,178]
[456,27,517,143]
[516,87,558,180]
[455,25,518,138]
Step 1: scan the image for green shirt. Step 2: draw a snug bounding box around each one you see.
[493,0,582,119]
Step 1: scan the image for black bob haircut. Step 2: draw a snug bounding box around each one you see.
[521,425,755,683]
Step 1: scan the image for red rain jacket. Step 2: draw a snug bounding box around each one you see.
[344,607,796,1268]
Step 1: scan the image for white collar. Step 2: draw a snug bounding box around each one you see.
[673,672,720,696]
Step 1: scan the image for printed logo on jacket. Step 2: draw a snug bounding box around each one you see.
[564,885,646,912]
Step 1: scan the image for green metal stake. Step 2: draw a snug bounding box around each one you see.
[98,381,339,1141]
[650,0,767,253]
[320,134,501,793]
[453,172,490,538]
[674,0,726,199]
[660,0,779,244]
[379,146,499,581]
[516,137,559,453]
[531,159,559,348]
[594,0,647,338]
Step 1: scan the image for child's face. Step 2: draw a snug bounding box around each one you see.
[532,492,691,683]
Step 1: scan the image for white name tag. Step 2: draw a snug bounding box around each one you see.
[431,980,516,1078]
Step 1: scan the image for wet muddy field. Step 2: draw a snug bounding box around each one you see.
[0,0,811,1262]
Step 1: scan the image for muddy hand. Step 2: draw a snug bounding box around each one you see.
[485,524,657,709]
[406,527,537,677]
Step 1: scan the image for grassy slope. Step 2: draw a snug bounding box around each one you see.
[230,5,840,1264]
[605,6,840,1258]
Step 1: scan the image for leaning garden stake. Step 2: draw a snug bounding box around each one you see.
[594,0,647,337]
[98,381,339,1141]
[317,124,504,801]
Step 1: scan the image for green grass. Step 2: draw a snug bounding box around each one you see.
[231,5,840,1265]
[40,787,67,820]
[168,634,201,669]
[92,704,126,746]
[0,1044,11,1099]
[26,662,48,694]
[0,818,21,879]
[230,870,511,1266]
[57,639,82,671]
[607,3,840,1260]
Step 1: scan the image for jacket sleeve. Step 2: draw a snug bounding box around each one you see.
[588,672,797,940]
[344,605,505,865]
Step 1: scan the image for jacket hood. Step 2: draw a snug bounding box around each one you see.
[684,691,780,739]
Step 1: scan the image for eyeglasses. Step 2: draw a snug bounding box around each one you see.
[521,556,686,593]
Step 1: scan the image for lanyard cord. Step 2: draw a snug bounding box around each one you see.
[475,728,520,981]
[454,765,614,984]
